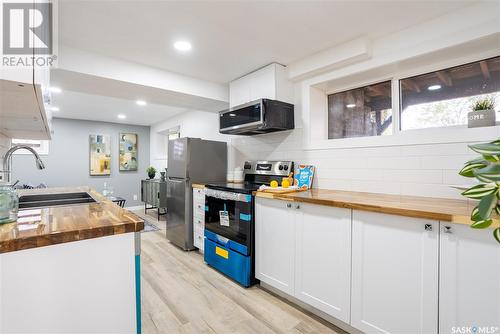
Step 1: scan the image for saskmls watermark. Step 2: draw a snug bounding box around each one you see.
[2,1,57,67]
[451,326,499,334]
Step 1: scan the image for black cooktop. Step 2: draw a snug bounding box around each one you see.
[205,182,261,194]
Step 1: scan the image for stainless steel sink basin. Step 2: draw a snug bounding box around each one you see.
[19,192,96,209]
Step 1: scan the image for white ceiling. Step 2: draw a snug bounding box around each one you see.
[59,0,477,84]
[50,90,186,126]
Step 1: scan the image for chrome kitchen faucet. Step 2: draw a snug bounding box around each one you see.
[2,145,46,183]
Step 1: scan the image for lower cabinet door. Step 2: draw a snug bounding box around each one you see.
[351,210,439,334]
[439,223,500,333]
[294,203,351,323]
[255,197,296,295]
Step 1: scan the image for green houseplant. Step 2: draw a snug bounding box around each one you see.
[146,166,157,179]
[459,138,500,243]
[471,97,495,112]
[468,97,496,128]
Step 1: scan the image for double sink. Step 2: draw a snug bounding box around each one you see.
[19,192,96,209]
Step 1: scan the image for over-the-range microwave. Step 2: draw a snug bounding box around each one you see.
[219,98,294,135]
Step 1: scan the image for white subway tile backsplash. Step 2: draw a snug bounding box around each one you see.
[232,128,488,199]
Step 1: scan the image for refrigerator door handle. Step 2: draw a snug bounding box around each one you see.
[167,177,187,183]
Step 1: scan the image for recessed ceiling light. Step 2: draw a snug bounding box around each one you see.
[346,104,356,108]
[47,106,60,112]
[174,40,192,52]
[49,86,62,93]
[117,114,126,119]
[428,84,442,91]
[136,100,147,106]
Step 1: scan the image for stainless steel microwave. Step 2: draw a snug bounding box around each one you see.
[219,98,294,135]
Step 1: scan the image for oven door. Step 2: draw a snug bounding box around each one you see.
[204,189,253,255]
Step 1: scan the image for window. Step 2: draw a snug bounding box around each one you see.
[400,56,500,131]
[11,139,49,155]
[327,81,392,139]
[168,126,180,140]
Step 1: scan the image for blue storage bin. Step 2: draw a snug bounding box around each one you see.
[204,237,251,287]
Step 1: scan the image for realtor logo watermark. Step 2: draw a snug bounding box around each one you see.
[2,1,56,67]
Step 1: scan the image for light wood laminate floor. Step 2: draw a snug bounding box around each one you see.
[134,210,344,334]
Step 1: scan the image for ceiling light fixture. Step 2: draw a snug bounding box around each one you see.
[428,84,442,91]
[174,40,192,52]
[136,100,147,106]
[49,86,62,93]
[48,106,60,112]
[346,104,356,108]
[117,114,127,119]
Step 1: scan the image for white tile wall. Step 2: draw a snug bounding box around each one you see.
[231,128,484,199]
[0,133,12,182]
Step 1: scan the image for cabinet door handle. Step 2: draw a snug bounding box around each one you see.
[295,204,300,210]
[286,203,292,208]
[444,225,452,233]
[424,224,432,231]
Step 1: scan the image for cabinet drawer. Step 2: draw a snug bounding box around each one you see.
[193,233,204,251]
[193,201,205,213]
[193,216,204,230]
[193,223,204,237]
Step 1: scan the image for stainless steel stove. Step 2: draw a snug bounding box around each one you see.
[203,160,294,287]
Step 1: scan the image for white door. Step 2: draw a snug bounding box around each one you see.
[439,223,500,333]
[294,203,351,323]
[351,210,439,334]
[255,197,296,295]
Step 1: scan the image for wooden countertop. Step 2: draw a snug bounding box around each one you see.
[0,187,144,254]
[256,189,500,227]
[192,183,206,189]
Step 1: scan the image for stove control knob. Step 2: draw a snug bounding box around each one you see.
[278,165,283,170]
[283,165,289,171]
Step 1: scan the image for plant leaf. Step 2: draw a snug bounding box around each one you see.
[483,155,500,163]
[459,161,488,177]
[468,143,500,156]
[490,138,500,145]
[473,164,500,182]
[496,205,500,215]
[461,183,498,199]
[471,206,481,221]
[478,193,498,220]
[493,228,500,244]
[471,219,493,229]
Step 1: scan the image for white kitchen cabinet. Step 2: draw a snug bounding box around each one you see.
[193,188,206,253]
[229,63,293,108]
[294,203,351,323]
[351,210,439,334]
[255,197,296,295]
[439,223,500,333]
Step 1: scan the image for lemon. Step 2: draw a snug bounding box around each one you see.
[281,179,290,188]
[270,180,279,188]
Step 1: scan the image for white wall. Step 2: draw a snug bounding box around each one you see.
[231,1,500,200]
[0,133,11,182]
[150,1,500,199]
[149,110,236,172]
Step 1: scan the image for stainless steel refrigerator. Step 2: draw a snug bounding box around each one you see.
[166,137,227,250]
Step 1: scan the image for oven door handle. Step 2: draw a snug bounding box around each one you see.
[205,188,251,202]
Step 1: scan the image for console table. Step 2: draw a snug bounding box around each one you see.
[141,179,167,220]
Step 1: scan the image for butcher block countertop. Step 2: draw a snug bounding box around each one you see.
[0,187,144,254]
[256,188,500,227]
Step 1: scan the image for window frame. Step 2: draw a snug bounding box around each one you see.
[326,79,394,140]
[11,139,50,155]
[321,55,500,142]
